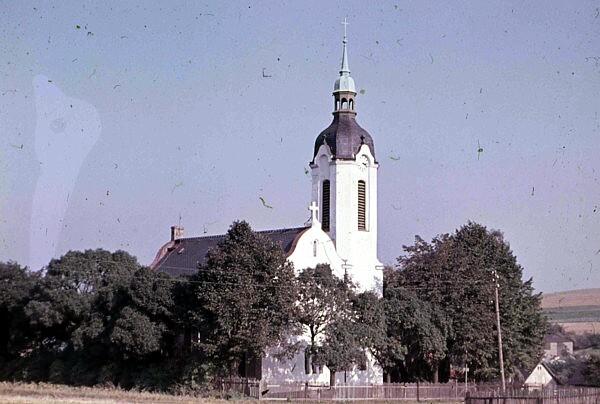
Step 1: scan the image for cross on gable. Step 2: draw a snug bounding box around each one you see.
[309,201,320,226]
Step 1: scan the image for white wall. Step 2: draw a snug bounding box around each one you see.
[310,144,383,294]
[262,224,383,385]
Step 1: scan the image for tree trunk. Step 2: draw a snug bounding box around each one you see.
[432,362,439,383]
[230,357,241,378]
[386,372,391,384]
[330,370,336,387]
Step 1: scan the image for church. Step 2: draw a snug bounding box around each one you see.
[151,28,384,385]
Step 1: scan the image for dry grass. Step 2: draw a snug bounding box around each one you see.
[0,382,253,403]
[0,382,461,403]
[560,322,600,334]
[542,288,600,309]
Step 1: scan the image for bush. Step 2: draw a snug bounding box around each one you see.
[48,359,66,384]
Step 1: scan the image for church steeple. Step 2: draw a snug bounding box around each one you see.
[309,20,382,296]
[333,18,356,114]
[312,19,376,163]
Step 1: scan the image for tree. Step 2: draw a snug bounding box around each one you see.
[190,221,298,376]
[394,222,547,381]
[352,290,403,383]
[296,264,350,373]
[0,262,37,361]
[18,249,183,387]
[584,354,600,386]
[382,269,448,382]
[296,265,381,386]
[316,317,367,386]
[74,267,176,361]
[24,249,140,354]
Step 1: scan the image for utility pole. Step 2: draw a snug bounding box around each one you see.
[492,269,506,391]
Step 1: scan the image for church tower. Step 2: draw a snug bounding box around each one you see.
[310,22,382,292]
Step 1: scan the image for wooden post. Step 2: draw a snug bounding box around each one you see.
[493,269,506,392]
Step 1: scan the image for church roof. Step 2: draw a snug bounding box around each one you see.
[151,226,309,277]
[313,113,376,161]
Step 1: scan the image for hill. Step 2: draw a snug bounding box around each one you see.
[542,288,600,308]
[541,288,600,334]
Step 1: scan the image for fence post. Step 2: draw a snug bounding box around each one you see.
[465,391,470,404]
[416,380,420,402]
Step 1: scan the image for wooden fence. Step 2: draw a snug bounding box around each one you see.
[213,378,261,399]
[214,380,600,402]
[466,387,600,404]
[262,381,494,400]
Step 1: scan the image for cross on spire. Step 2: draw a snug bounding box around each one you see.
[340,18,350,74]
[342,17,349,42]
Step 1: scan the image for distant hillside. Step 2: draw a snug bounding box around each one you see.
[541,288,600,334]
[542,288,600,308]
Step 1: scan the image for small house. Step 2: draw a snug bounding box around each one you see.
[543,334,574,358]
[523,362,559,390]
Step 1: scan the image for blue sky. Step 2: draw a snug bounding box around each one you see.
[1,0,599,292]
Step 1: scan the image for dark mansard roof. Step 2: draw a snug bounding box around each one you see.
[312,113,376,162]
[151,227,309,277]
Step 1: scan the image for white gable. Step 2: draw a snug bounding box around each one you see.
[524,363,557,390]
[287,225,345,278]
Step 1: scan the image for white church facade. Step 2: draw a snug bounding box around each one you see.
[151,29,384,385]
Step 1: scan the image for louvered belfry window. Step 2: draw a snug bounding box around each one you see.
[358,180,366,230]
[322,180,330,232]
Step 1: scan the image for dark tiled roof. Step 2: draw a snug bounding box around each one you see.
[152,227,309,277]
[544,334,573,343]
[313,112,376,162]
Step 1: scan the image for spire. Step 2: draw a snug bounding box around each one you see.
[333,18,356,95]
[340,17,350,75]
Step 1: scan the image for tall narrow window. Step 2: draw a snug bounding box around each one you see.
[358,180,366,230]
[322,180,330,231]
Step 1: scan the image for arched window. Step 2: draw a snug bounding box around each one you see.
[358,180,366,230]
[341,98,348,109]
[349,99,354,110]
[322,180,330,232]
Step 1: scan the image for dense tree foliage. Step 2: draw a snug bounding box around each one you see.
[0,220,557,392]
[189,221,298,376]
[583,354,600,386]
[0,262,37,361]
[0,250,180,388]
[390,222,547,381]
[383,268,448,382]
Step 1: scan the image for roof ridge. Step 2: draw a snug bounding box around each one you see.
[177,226,309,242]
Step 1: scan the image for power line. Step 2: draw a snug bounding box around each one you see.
[40,258,506,292]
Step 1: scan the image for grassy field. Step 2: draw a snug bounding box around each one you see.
[0,382,461,404]
[542,288,600,334]
[543,305,600,322]
[0,382,232,403]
